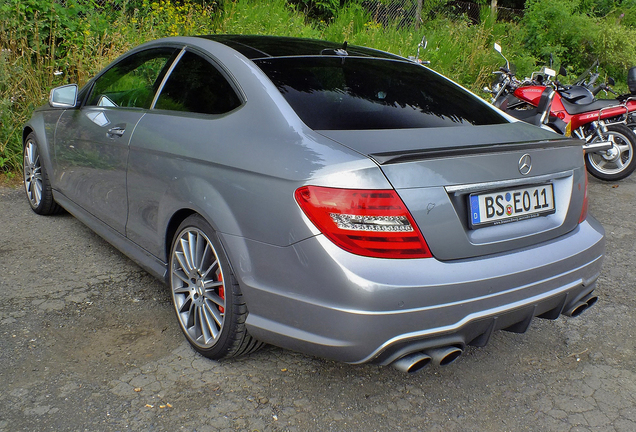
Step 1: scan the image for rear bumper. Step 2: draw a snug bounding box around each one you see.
[220,216,605,364]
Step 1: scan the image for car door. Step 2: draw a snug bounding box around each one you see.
[54,47,179,234]
[126,49,244,259]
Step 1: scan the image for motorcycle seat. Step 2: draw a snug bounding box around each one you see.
[561,98,623,115]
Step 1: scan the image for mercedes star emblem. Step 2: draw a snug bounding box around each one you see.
[518,154,532,175]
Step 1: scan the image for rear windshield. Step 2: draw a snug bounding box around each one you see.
[255,57,508,130]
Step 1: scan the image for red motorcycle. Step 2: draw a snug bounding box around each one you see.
[485,44,636,181]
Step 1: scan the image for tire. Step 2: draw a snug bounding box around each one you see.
[585,124,636,181]
[23,133,61,215]
[169,214,264,359]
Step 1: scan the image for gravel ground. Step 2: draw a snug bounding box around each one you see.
[1,175,635,432]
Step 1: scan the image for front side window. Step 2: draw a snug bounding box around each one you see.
[86,47,178,109]
[154,51,242,115]
[256,57,508,130]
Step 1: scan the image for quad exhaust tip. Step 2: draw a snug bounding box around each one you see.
[564,293,599,317]
[428,346,463,366]
[392,292,599,373]
[391,352,432,374]
[391,346,463,373]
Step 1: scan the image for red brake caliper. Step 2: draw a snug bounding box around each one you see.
[218,273,225,313]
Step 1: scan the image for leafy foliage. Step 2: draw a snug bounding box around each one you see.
[287,0,350,22]
[522,0,636,80]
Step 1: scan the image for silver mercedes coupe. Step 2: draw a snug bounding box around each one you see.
[23,35,605,373]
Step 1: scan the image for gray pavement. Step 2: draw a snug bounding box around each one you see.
[1,175,635,432]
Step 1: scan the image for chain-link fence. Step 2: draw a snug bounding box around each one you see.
[437,1,524,22]
[58,1,523,26]
[362,0,523,27]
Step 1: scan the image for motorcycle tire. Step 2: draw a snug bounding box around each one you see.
[585,124,636,181]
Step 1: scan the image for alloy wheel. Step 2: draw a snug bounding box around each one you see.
[171,227,226,348]
[588,132,633,176]
[23,139,43,208]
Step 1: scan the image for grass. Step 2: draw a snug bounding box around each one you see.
[0,172,22,188]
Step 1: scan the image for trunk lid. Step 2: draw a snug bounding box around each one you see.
[318,123,586,261]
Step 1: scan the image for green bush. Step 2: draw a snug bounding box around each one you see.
[522,0,595,70]
[522,0,636,81]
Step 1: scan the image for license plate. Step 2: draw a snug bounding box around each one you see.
[469,183,555,228]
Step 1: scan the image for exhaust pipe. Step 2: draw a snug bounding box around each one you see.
[427,346,463,366]
[391,352,432,373]
[564,293,598,317]
[583,141,613,153]
[585,295,599,308]
[564,301,588,317]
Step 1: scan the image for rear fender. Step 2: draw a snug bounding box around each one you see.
[155,175,241,263]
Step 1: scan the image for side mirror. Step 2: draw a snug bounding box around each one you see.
[419,35,427,50]
[559,65,567,77]
[49,84,78,108]
[608,77,615,86]
[493,43,509,71]
[544,67,556,78]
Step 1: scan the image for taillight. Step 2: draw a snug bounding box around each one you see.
[579,170,589,223]
[295,186,432,259]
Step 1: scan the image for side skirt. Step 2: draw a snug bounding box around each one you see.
[53,190,168,283]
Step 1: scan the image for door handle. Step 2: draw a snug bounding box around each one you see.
[107,126,125,138]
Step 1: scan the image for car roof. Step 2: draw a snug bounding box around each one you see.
[196,35,405,61]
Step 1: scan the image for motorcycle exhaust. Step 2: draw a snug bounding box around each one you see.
[582,141,613,153]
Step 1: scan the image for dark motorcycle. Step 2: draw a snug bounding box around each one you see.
[485,44,636,181]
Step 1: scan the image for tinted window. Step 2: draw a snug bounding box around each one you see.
[87,48,177,108]
[202,35,402,60]
[155,51,241,115]
[255,57,508,130]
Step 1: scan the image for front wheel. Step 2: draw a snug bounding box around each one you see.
[169,214,263,359]
[23,133,61,215]
[585,124,636,181]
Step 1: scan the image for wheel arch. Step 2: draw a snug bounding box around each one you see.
[23,126,35,145]
[164,208,197,267]
[162,209,238,285]
[22,111,63,188]
[160,178,235,243]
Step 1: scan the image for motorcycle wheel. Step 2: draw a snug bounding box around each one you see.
[585,124,636,181]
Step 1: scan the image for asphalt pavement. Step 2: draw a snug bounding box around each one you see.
[1,175,635,432]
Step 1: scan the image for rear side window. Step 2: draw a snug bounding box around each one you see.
[155,51,242,115]
[255,57,507,130]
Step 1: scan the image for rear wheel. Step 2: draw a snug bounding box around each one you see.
[169,214,263,359]
[585,124,636,181]
[23,133,61,215]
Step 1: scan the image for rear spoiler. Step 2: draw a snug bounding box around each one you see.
[370,138,582,165]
